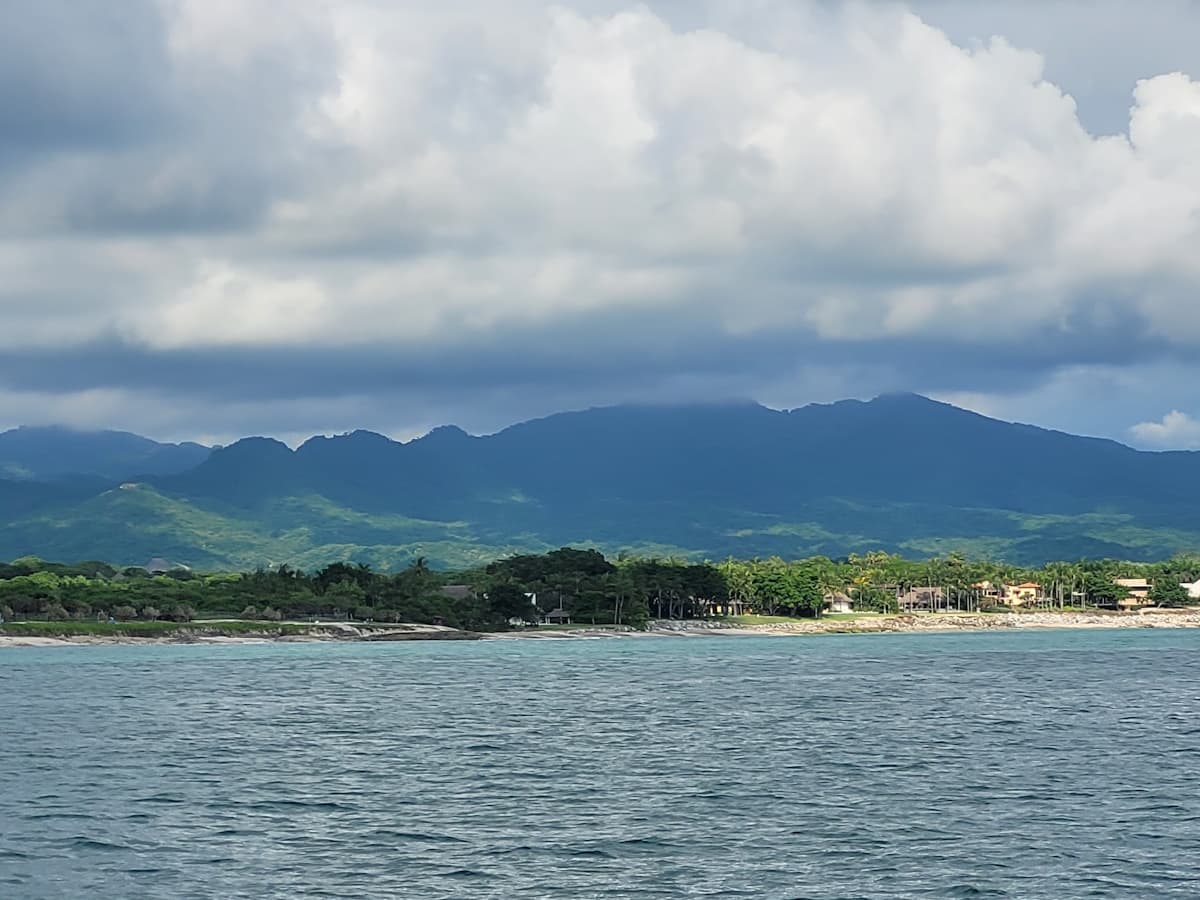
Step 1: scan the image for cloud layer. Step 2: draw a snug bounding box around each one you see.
[2,1,1199,445]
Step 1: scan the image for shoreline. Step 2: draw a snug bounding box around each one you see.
[652,608,1200,637]
[4,609,1200,647]
[496,608,1200,639]
[0,622,482,648]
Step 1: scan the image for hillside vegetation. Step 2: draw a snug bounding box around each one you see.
[2,395,1199,569]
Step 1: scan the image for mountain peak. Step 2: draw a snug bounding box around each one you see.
[218,436,293,455]
[422,424,471,441]
[297,430,394,454]
[870,392,944,407]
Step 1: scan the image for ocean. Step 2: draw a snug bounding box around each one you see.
[2,630,1199,898]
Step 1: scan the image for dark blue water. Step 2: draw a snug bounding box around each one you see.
[3,630,1199,898]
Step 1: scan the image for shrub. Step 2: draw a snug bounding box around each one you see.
[167,604,196,623]
[260,606,282,622]
[43,603,70,621]
[8,595,40,615]
[140,606,161,621]
[1149,581,1192,608]
[112,605,137,621]
[240,605,258,619]
[0,604,12,620]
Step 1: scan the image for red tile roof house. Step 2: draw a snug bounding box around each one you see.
[1002,583,1043,607]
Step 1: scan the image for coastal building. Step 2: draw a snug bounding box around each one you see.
[1114,578,1151,609]
[897,586,943,612]
[543,608,572,625]
[145,557,191,576]
[1182,580,1200,600]
[824,592,853,615]
[1002,583,1042,607]
[1114,578,1150,598]
[972,581,1002,603]
[711,597,748,616]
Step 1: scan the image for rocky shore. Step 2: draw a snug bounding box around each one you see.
[498,608,1200,639]
[646,608,1200,636]
[5,609,1200,647]
[0,622,481,647]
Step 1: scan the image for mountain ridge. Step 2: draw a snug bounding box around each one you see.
[2,395,1198,569]
[0,425,211,482]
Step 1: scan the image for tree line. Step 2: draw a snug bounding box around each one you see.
[1,549,1199,631]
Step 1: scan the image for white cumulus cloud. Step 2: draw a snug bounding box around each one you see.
[1130,411,1200,450]
[2,0,1200,439]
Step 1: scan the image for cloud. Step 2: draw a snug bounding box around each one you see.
[1130,411,1200,450]
[1,1,1200,441]
[911,0,1200,136]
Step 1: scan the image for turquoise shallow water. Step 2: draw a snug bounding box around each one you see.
[2,630,1199,899]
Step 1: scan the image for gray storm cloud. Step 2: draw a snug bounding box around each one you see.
[1,0,1199,445]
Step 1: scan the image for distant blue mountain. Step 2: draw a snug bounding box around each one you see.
[2,395,1199,568]
[162,393,1196,517]
[0,426,210,482]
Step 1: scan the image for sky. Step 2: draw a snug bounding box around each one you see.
[2,0,1200,448]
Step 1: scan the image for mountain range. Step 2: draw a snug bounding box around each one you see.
[0,426,210,482]
[2,394,1198,569]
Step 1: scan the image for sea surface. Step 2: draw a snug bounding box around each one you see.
[2,630,1199,899]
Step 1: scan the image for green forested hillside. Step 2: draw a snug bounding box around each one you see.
[2,395,1200,570]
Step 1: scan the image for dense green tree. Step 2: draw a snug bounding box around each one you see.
[314,562,374,594]
[487,581,534,623]
[5,547,1200,633]
[323,579,366,615]
[718,558,756,614]
[1149,580,1192,608]
[1081,572,1129,607]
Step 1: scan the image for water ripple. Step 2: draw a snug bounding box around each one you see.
[2,630,1200,898]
